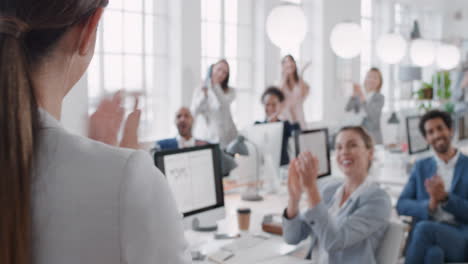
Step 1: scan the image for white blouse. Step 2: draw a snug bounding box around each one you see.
[32,110,191,264]
[191,82,238,148]
[280,83,307,129]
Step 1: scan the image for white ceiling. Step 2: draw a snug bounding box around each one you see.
[395,0,468,13]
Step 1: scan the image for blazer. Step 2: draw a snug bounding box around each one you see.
[282,180,391,264]
[345,93,385,144]
[396,154,468,239]
[191,83,238,148]
[155,137,207,151]
[33,110,190,264]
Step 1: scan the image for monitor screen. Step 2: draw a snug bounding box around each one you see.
[244,122,284,167]
[406,116,430,154]
[153,144,224,217]
[296,128,331,178]
[458,112,468,141]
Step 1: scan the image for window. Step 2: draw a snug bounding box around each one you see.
[88,0,171,140]
[360,0,373,82]
[201,0,254,129]
[300,0,322,123]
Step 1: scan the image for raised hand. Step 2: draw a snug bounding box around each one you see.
[296,152,321,208]
[296,152,319,190]
[120,96,141,149]
[287,159,303,219]
[88,91,125,146]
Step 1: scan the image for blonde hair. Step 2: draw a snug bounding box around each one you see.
[368,67,383,92]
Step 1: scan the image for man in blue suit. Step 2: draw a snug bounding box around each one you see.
[397,110,468,264]
[155,107,207,150]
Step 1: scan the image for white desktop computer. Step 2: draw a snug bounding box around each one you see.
[243,122,284,169]
[154,144,225,232]
[242,122,284,193]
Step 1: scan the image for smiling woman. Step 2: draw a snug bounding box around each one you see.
[282,126,391,264]
[191,59,238,148]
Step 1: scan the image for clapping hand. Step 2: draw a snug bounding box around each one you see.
[287,159,303,218]
[88,91,125,146]
[88,91,142,150]
[120,96,141,149]
[287,152,321,218]
[425,175,448,211]
[296,152,320,190]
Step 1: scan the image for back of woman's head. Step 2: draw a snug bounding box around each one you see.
[0,1,107,263]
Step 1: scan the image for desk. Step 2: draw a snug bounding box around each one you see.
[186,191,312,263]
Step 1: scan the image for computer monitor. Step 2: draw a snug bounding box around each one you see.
[458,111,468,141]
[154,144,225,231]
[243,122,284,169]
[406,116,430,155]
[296,128,331,178]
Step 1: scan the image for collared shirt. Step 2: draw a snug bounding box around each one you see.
[434,149,460,192]
[176,135,196,149]
[431,150,460,224]
[315,180,374,264]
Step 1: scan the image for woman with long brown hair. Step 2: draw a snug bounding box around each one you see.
[0,1,189,263]
[191,59,238,148]
[279,55,310,129]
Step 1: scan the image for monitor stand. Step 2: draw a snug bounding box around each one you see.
[192,217,218,232]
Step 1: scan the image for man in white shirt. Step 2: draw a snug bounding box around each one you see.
[397,110,468,264]
[155,107,207,150]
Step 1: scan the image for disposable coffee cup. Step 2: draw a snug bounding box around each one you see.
[237,208,251,231]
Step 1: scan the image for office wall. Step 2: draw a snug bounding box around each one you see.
[320,0,361,126]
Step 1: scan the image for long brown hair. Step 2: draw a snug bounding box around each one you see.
[0,1,107,263]
[281,54,299,82]
[210,59,230,92]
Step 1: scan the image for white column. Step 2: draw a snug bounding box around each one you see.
[321,0,361,125]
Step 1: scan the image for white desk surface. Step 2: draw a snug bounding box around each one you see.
[186,190,313,263]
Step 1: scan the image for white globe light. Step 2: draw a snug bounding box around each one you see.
[436,44,461,70]
[330,22,364,59]
[266,5,307,50]
[376,33,407,64]
[410,39,436,67]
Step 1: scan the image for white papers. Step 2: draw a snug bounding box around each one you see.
[164,149,217,214]
[299,129,331,177]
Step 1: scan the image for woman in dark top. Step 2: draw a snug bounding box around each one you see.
[256,86,300,165]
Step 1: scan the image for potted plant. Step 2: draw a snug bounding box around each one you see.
[415,82,433,100]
